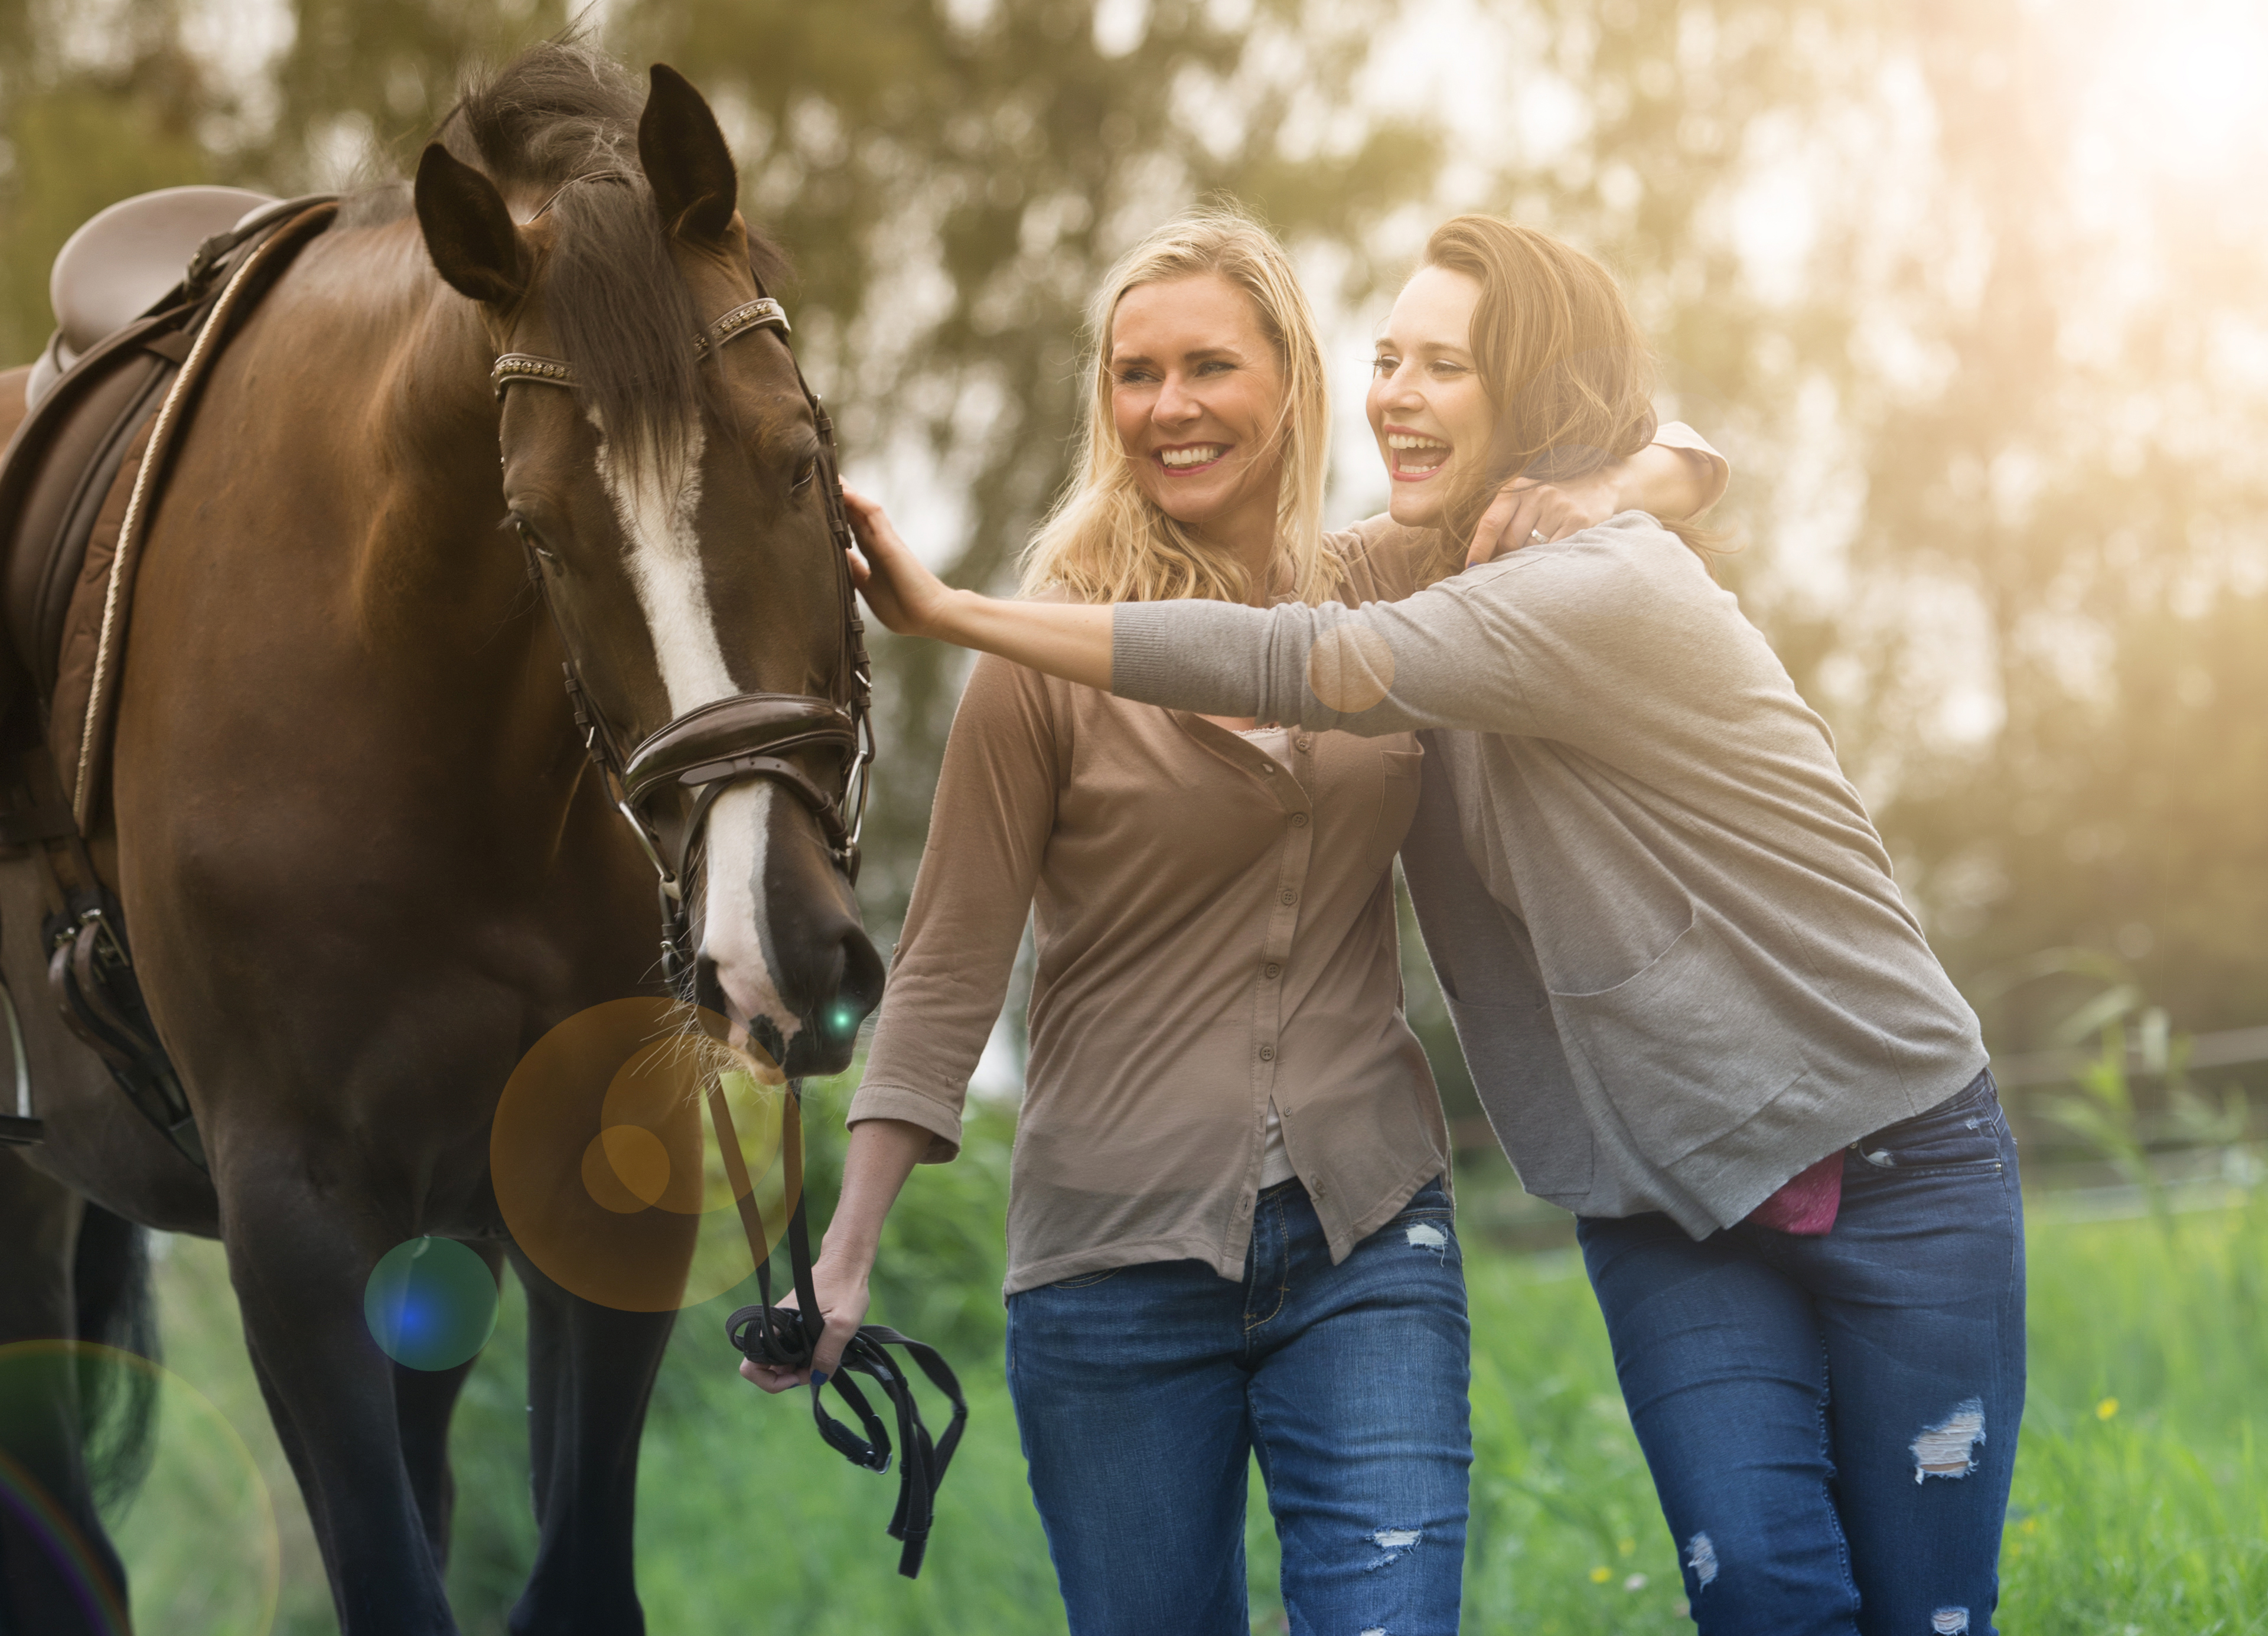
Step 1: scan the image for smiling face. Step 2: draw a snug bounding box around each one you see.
[1366,263,1495,530]
[1108,272,1288,555]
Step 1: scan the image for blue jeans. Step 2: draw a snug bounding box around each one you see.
[1006,1177,1472,1636]
[1577,1071,2025,1636]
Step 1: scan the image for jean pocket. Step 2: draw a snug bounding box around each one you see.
[1855,1076,2006,1172]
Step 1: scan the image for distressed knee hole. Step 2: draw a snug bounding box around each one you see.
[1364,1526,1422,1570]
[1911,1398,1986,1482]
[1684,1530,1718,1588]
[1932,1609,1969,1634]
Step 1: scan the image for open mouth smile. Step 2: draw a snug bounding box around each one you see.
[1386,429,1451,481]
[1156,443,1229,474]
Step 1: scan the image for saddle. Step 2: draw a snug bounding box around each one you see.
[0,187,338,1165]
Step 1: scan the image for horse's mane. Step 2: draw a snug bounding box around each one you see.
[342,39,790,465]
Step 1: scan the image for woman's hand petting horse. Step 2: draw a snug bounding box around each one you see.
[843,486,1115,692]
[840,485,951,639]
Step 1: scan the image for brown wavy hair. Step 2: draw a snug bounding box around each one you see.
[1416,215,1719,582]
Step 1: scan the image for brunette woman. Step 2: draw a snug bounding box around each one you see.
[844,216,2021,1636]
[744,208,1720,1636]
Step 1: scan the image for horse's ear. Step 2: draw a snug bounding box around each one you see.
[414,144,529,306]
[639,64,738,243]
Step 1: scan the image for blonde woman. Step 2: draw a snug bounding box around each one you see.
[744,209,1720,1635]
[846,215,2019,1636]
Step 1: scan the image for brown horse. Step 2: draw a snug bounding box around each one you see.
[0,44,882,1634]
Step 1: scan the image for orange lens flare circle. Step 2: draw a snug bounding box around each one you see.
[490,998,800,1313]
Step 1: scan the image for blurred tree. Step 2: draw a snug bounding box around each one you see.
[2,0,2262,1073]
[1423,0,2268,1057]
[0,0,226,359]
[1781,0,2268,1050]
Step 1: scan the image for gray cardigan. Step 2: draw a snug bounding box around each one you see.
[1112,512,1986,1236]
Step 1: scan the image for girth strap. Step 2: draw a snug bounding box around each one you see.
[713,1084,967,1579]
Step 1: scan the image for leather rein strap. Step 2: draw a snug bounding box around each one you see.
[712,1083,967,1579]
[491,291,875,989]
[494,268,962,1575]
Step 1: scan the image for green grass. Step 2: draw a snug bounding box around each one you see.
[100,1139,2268,1634]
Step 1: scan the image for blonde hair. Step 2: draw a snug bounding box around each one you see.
[1019,206,1342,605]
[1413,214,1721,584]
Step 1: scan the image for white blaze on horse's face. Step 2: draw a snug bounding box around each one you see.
[589,412,801,1057]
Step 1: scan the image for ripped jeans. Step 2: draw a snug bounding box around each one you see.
[1006,1177,1471,1636]
[1578,1070,2025,1636]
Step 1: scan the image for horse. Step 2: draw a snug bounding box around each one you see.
[0,43,884,1634]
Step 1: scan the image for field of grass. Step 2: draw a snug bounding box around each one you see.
[98,1117,2268,1634]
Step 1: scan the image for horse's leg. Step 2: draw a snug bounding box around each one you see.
[393,1240,501,1566]
[506,1249,673,1636]
[223,1177,457,1635]
[0,1156,129,1636]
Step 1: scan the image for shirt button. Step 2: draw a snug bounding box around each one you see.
[1263,962,1281,979]
[1289,813,1309,827]
[1259,762,1276,775]
[1295,736,1312,752]
[1278,888,1297,905]
[1258,1045,1276,1062]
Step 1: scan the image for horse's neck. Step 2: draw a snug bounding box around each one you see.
[341,226,523,640]
[274,220,578,788]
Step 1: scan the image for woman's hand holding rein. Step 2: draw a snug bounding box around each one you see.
[842,486,1117,689]
[739,1114,934,1393]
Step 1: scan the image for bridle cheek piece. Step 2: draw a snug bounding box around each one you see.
[492,295,876,995]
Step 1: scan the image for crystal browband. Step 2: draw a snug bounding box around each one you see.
[490,297,791,397]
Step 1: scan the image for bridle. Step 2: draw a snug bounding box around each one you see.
[488,186,961,1580]
[491,265,874,1000]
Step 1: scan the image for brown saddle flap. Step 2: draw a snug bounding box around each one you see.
[0,321,189,703]
[0,199,337,826]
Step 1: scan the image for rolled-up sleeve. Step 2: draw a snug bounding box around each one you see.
[1653,421,1730,512]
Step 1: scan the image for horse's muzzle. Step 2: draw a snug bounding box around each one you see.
[698,915,882,1080]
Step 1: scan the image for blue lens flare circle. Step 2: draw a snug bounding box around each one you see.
[362,1239,498,1372]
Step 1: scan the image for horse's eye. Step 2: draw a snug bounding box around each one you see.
[791,457,819,492]
[514,518,559,564]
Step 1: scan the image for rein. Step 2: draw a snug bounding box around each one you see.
[493,276,963,1578]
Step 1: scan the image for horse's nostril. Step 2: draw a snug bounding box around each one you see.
[750,1015,788,1072]
[821,928,885,1045]
[690,953,728,1018]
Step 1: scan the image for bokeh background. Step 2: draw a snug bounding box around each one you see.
[4,0,2264,1631]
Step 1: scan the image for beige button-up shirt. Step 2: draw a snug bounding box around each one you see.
[850,546,1448,1295]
